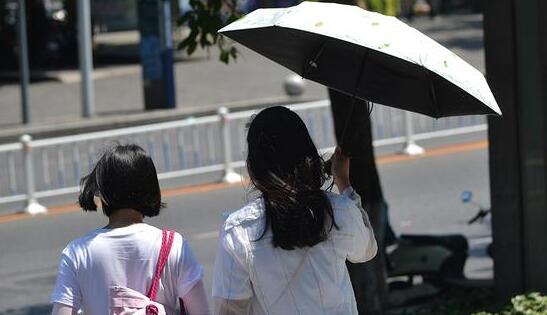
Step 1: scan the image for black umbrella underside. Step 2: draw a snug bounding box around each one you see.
[222,26,497,118]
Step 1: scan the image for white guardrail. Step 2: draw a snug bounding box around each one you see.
[0,100,486,214]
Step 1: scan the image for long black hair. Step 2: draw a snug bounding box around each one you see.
[247,106,337,250]
[78,144,164,217]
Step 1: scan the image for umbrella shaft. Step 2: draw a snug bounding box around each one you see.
[339,49,370,154]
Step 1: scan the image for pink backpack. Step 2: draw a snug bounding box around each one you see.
[110,230,186,315]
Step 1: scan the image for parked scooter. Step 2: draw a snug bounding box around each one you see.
[386,191,492,307]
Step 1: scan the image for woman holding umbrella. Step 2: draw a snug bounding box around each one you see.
[212,106,377,314]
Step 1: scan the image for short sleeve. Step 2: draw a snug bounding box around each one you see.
[177,239,205,298]
[50,247,82,309]
[212,227,253,300]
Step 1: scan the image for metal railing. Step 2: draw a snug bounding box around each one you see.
[0,99,486,214]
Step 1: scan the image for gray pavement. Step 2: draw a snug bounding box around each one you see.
[0,146,492,314]
[0,14,485,128]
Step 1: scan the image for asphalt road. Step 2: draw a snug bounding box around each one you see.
[0,145,492,314]
[0,14,485,127]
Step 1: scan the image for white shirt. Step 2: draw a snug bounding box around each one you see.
[51,223,204,315]
[212,188,377,315]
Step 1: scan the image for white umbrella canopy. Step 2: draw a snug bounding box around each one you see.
[219,1,501,118]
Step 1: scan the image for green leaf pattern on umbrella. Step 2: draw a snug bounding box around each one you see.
[378,43,390,50]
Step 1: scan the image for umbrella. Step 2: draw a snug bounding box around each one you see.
[218,1,501,118]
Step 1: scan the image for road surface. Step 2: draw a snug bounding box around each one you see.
[0,144,492,314]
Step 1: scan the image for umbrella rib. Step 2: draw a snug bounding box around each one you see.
[418,65,440,117]
[426,70,440,118]
[303,41,328,78]
[417,36,440,117]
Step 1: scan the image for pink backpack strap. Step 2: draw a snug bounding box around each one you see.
[147,229,175,301]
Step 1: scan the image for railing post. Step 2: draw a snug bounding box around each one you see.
[78,0,95,117]
[401,111,425,155]
[218,107,242,183]
[21,135,47,215]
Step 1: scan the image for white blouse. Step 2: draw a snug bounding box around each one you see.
[212,188,377,315]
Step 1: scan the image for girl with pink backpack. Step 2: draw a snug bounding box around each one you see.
[50,144,211,315]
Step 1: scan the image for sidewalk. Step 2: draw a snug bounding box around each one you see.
[0,14,484,138]
[0,43,327,142]
[0,94,319,143]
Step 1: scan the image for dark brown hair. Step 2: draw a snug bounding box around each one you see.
[78,144,164,217]
[247,106,337,250]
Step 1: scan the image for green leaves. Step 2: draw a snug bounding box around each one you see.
[219,46,238,63]
[177,0,242,64]
[473,292,547,315]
